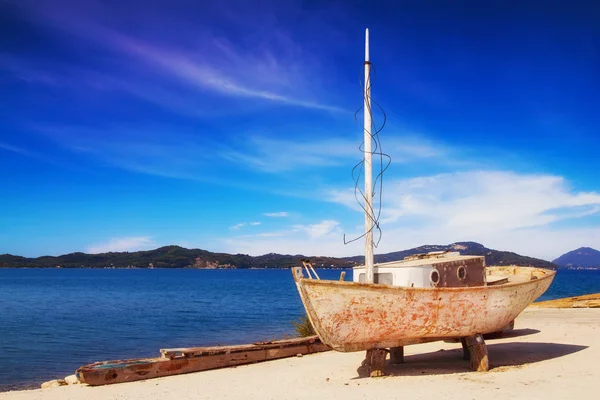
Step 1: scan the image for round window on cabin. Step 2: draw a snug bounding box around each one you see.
[457,266,467,281]
[430,269,440,286]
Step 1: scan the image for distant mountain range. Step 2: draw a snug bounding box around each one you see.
[553,247,600,268]
[0,241,557,269]
[344,241,557,269]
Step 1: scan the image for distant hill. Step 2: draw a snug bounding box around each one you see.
[0,245,356,269]
[344,241,557,269]
[0,241,556,269]
[553,247,600,268]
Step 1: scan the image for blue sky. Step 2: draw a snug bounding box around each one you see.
[1,0,599,260]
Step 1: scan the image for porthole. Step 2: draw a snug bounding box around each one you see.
[457,266,467,281]
[430,269,440,287]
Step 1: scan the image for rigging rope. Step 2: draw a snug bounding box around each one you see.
[343,62,392,248]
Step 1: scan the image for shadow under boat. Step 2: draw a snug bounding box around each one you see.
[355,341,588,378]
[485,328,540,340]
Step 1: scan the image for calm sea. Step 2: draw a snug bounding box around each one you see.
[0,268,598,391]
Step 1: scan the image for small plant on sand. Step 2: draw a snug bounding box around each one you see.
[292,313,316,337]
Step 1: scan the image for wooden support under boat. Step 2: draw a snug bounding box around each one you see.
[464,334,489,372]
[76,335,330,386]
[389,346,404,364]
[358,333,490,377]
[460,338,471,360]
[358,349,388,378]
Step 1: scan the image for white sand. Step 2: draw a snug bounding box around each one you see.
[2,307,598,400]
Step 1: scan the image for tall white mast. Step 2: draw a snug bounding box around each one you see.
[363,28,374,284]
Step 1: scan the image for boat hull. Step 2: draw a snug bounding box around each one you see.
[293,266,555,352]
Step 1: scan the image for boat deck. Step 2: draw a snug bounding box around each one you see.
[486,265,552,286]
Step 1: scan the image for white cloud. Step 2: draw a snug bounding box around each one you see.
[230,221,262,230]
[293,220,342,239]
[220,219,363,257]
[87,236,156,254]
[381,171,600,230]
[255,232,286,237]
[113,37,344,113]
[230,223,247,230]
[11,3,343,113]
[221,135,454,173]
[264,212,289,217]
[473,227,600,262]
[221,137,355,173]
[328,170,600,260]
[218,170,600,261]
[223,235,360,258]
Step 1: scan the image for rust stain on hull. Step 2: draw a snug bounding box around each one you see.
[293,266,555,352]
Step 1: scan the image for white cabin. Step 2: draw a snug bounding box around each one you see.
[352,251,487,288]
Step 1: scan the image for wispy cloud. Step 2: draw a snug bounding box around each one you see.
[293,220,342,239]
[216,170,600,260]
[0,56,61,86]
[5,1,344,114]
[220,134,457,173]
[222,219,356,257]
[31,124,236,182]
[113,37,344,112]
[0,142,34,157]
[328,170,600,259]
[340,171,600,229]
[0,54,221,118]
[230,221,261,230]
[87,236,156,254]
[230,223,247,230]
[0,140,70,168]
[30,120,461,186]
[264,212,289,217]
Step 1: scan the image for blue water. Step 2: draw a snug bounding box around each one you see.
[0,268,598,391]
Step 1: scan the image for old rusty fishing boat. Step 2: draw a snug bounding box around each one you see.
[293,257,555,352]
[292,29,555,374]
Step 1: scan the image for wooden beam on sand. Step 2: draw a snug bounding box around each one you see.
[76,336,330,386]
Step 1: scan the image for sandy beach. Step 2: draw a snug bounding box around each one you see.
[1,306,598,400]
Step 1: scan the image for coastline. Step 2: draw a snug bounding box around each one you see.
[1,294,598,399]
[530,292,600,308]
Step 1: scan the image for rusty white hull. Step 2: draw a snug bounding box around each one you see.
[292,266,555,352]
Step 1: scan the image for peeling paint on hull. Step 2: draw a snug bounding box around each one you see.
[293,266,555,352]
